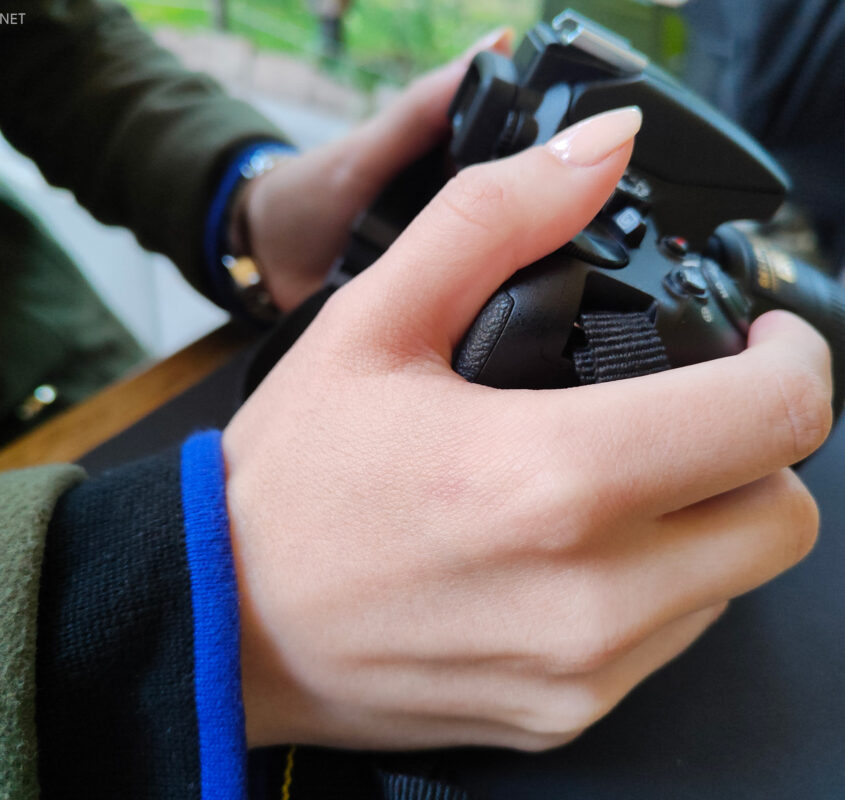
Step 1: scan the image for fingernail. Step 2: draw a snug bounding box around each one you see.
[474,26,514,52]
[460,26,514,61]
[547,107,642,167]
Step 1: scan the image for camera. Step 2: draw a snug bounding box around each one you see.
[303,11,845,415]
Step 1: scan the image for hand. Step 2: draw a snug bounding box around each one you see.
[234,28,513,311]
[223,108,832,751]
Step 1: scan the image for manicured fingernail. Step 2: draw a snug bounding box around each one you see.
[547,107,642,167]
[475,26,514,52]
[460,26,514,61]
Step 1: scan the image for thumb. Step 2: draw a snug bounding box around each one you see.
[351,107,642,362]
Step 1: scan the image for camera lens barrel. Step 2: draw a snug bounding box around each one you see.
[333,17,845,428]
[713,224,845,416]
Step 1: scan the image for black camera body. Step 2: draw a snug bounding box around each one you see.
[329,10,845,414]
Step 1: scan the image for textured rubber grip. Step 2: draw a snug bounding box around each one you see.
[453,292,514,382]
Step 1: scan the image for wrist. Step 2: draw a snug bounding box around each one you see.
[226,147,295,258]
[222,422,311,747]
[204,142,295,320]
[245,139,369,311]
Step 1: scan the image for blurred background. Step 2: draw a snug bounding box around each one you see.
[1,0,689,443]
[125,0,684,92]
[0,0,687,364]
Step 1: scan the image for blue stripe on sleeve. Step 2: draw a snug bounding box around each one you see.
[181,430,246,800]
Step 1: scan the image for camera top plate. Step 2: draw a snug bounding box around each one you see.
[448,10,791,247]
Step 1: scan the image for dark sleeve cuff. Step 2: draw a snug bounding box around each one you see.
[37,431,245,799]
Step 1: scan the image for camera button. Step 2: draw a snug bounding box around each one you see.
[660,236,690,259]
[673,267,709,297]
[702,262,751,333]
[612,174,652,213]
[613,207,648,247]
[563,229,629,269]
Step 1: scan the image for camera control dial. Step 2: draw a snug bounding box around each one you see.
[562,229,628,269]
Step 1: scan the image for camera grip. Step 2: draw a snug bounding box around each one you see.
[453,291,514,383]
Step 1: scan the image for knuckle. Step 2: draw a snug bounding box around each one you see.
[559,580,644,674]
[485,436,600,554]
[511,475,593,555]
[512,736,555,753]
[570,626,633,674]
[438,166,509,234]
[773,471,820,566]
[510,730,579,753]
[507,684,614,745]
[507,702,575,741]
[770,363,832,461]
[459,436,571,554]
[557,605,639,675]
[310,288,399,374]
[554,683,621,734]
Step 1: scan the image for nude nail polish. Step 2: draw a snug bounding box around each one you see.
[455,27,514,67]
[471,26,514,54]
[547,107,643,167]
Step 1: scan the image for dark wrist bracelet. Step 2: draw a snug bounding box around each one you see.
[206,142,295,321]
[223,147,295,322]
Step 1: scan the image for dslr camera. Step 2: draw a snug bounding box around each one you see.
[289,11,845,415]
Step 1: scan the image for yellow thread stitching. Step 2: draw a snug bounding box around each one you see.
[281,745,296,800]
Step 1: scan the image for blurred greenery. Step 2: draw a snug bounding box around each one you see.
[544,0,686,73]
[125,0,540,88]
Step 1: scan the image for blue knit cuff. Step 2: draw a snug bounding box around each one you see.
[180,430,246,800]
[203,141,296,309]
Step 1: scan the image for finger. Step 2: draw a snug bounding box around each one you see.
[466,603,726,751]
[350,28,514,194]
[325,603,725,752]
[518,310,832,519]
[564,602,727,731]
[352,107,641,356]
[649,468,818,609]
[559,469,816,664]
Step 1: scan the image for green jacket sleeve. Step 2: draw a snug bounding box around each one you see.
[0,464,86,800]
[0,0,287,298]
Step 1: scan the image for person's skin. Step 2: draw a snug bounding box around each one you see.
[234,28,514,311]
[223,105,833,752]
